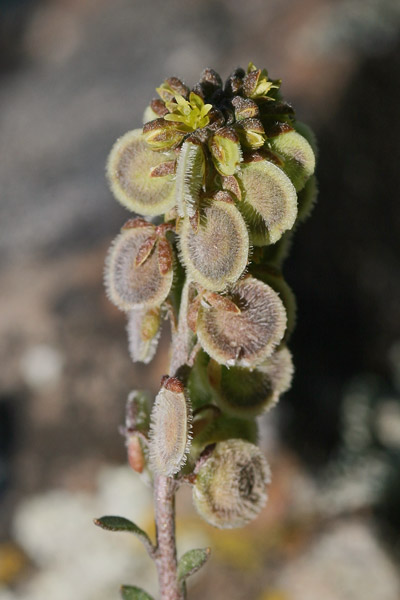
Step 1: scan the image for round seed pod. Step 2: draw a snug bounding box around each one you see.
[179,199,249,292]
[239,159,297,245]
[269,130,315,192]
[106,129,176,216]
[149,377,192,476]
[211,346,294,418]
[197,276,287,367]
[193,439,271,529]
[249,266,297,343]
[191,413,258,458]
[105,226,173,312]
[296,174,318,224]
[126,307,162,364]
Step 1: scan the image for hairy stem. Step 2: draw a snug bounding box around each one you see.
[154,475,183,600]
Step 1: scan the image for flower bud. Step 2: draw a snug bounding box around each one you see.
[143,118,186,150]
[198,68,223,98]
[175,140,205,218]
[107,129,176,216]
[236,118,265,150]
[210,346,294,417]
[224,67,245,96]
[269,130,316,192]
[105,226,173,312]
[243,63,280,99]
[193,439,271,528]
[239,159,297,245]
[196,276,286,367]
[209,127,242,176]
[149,377,192,476]
[157,77,190,103]
[179,199,249,292]
[127,434,146,473]
[231,96,260,121]
[127,307,161,364]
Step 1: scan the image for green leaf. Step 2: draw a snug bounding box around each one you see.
[177,547,211,582]
[94,516,153,553]
[120,585,154,600]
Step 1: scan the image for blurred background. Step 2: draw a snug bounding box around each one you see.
[1,0,400,599]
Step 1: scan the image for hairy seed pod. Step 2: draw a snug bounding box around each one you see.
[125,389,152,435]
[107,129,176,216]
[210,346,294,417]
[297,174,318,224]
[197,276,287,367]
[191,413,258,458]
[193,439,271,529]
[126,307,162,364]
[269,130,315,192]
[105,226,173,311]
[249,266,297,342]
[209,127,242,176]
[175,140,205,218]
[179,200,249,292]
[238,159,297,245]
[142,118,186,151]
[149,377,192,476]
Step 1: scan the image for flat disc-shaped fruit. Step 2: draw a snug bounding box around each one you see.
[269,129,315,192]
[197,276,287,367]
[239,159,297,245]
[107,129,176,216]
[105,226,173,311]
[179,200,249,291]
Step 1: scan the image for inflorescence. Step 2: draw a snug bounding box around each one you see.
[103,63,317,530]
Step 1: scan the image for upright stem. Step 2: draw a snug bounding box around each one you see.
[154,475,183,600]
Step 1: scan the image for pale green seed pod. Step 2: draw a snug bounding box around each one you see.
[296,174,318,224]
[175,140,205,218]
[196,276,287,367]
[126,307,161,364]
[149,377,192,476]
[250,266,297,342]
[107,129,176,216]
[269,130,315,192]
[193,439,271,529]
[238,159,297,245]
[210,346,294,417]
[191,412,258,458]
[179,199,249,292]
[105,226,173,311]
[209,127,242,176]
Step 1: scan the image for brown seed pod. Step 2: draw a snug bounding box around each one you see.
[211,346,294,418]
[105,226,173,312]
[149,377,192,476]
[127,434,146,473]
[126,307,162,364]
[106,129,176,216]
[192,439,271,529]
[238,159,297,245]
[196,276,287,367]
[179,199,249,292]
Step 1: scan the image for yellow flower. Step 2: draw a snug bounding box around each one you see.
[164,92,212,132]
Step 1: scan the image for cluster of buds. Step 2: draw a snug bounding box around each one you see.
[105,64,317,529]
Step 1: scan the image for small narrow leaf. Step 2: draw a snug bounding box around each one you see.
[177,547,211,582]
[94,516,153,551]
[120,585,154,600]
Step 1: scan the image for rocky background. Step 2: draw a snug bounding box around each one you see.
[1,1,400,599]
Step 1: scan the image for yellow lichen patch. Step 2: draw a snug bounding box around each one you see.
[106,129,176,216]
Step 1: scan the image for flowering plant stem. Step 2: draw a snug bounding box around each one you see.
[154,475,182,600]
